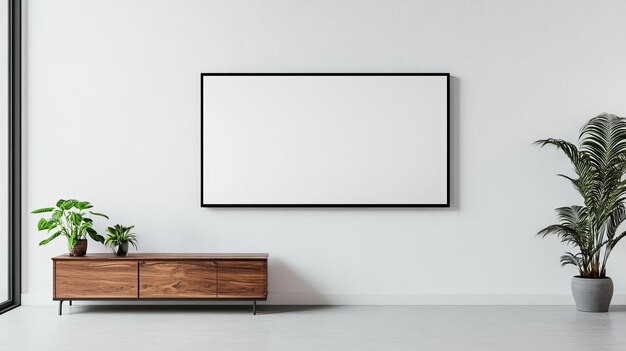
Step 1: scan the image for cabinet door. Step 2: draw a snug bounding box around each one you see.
[139,261,217,298]
[55,261,138,299]
[217,260,267,298]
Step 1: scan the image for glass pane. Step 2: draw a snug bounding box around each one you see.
[0,0,8,303]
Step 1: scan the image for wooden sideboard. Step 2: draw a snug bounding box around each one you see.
[52,253,268,315]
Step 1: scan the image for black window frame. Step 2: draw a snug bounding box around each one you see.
[0,0,21,315]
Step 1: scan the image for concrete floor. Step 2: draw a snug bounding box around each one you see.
[1,305,626,351]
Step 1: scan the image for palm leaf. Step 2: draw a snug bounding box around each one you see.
[579,114,626,171]
[560,252,583,270]
[534,138,581,168]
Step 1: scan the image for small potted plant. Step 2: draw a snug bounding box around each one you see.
[536,113,626,312]
[104,224,139,257]
[31,199,109,256]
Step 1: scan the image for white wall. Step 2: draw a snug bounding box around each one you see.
[22,0,626,305]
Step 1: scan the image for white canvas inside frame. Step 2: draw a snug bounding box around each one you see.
[201,74,448,206]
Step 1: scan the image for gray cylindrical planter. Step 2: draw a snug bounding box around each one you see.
[571,276,614,312]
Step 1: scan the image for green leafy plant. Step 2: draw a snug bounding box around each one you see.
[31,199,109,248]
[104,224,138,250]
[536,113,626,278]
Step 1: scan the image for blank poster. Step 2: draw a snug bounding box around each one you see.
[201,74,449,207]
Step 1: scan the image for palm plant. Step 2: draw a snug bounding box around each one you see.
[32,199,109,248]
[104,224,139,250]
[536,113,626,278]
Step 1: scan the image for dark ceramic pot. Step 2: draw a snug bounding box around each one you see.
[112,242,129,257]
[69,239,88,257]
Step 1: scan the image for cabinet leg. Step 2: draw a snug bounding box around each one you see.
[58,300,63,315]
[252,300,256,315]
[69,300,72,306]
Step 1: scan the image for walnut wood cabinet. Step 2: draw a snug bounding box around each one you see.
[52,253,268,315]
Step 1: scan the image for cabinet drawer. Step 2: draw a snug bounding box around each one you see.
[139,261,217,298]
[217,260,267,298]
[55,261,138,298]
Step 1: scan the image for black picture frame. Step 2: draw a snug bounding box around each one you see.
[200,73,450,208]
[0,0,21,315]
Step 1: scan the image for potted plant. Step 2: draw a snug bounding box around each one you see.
[104,224,138,257]
[536,113,626,312]
[31,199,109,256]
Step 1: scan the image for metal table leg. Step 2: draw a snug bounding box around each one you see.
[58,300,63,315]
[252,300,256,315]
[69,300,72,306]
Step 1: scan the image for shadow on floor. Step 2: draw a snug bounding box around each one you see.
[256,305,336,315]
[609,305,626,312]
[64,304,337,315]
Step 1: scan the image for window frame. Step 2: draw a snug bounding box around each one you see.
[0,0,21,315]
